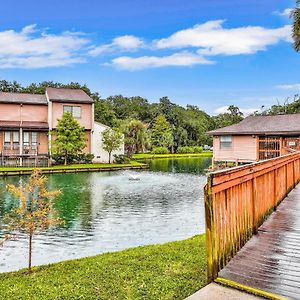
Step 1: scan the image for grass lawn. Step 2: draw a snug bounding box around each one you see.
[0,235,207,300]
[0,161,147,173]
[132,152,213,160]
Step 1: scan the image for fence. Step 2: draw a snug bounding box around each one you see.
[204,152,300,281]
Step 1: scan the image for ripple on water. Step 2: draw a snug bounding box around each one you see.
[0,161,208,272]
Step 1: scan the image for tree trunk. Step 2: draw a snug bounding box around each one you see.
[109,152,111,164]
[28,233,32,273]
[64,155,67,165]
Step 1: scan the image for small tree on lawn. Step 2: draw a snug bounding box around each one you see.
[102,128,123,164]
[52,112,86,165]
[1,169,62,273]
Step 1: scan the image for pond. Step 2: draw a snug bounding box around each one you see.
[0,157,211,272]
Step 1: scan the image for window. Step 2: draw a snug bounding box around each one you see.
[31,132,37,150]
[23,132,29,147]
[220,136,232,149]
[63,105,81,118]
[13,131,19,149]
[4,131,10,149]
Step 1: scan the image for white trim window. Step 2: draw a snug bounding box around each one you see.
[220,135,232,149]
[4,131,10,149]
[23,132,30,147]
[13,131,19,149]
[31,132,37,150]
[63,105,81,118]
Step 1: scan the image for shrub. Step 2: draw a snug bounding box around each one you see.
[51,153,94,165]
[152,147,170,154]
[192,146,203,153]
[177,146,193,154]
[114,154,131,164]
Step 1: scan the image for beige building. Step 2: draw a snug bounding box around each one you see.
[208,114,300,167]
[0,87,123,166]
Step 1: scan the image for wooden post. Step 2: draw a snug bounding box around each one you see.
[251,177,257,234]
[205,174,216,282]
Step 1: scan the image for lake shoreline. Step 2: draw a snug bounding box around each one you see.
[0,161,148,176]
[0,235,207,300]
[132,151,213,160]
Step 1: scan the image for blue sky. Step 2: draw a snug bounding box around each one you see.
[0,0,298,115]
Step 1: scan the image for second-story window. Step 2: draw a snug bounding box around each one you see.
[63,105,81,118]
[220,135,232,149]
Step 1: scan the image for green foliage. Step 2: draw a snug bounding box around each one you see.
[2,169,62,273]
[51,153,94,165]
[0,79,246,149]
[121,119,150,156]
[292,2,300,51]
[102,128,123,164]
[152,147,170,154]
[0,235,207,300]
[113,154,131,164]
[51,113,86,165]
[212,105,244,129]
[151,114,174,148]
[177,146,194,154]
[192,146,203,153]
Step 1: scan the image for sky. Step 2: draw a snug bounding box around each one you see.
[0,0,298,115]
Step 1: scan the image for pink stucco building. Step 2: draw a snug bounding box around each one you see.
[208,114,300,167]
[0,87,123,166]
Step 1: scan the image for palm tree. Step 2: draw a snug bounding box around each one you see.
[292,1,300,51]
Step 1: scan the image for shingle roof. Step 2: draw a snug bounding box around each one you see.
[0,121,49,130]
[0,92,47,105]
[46,87,94,103]
[208,114,300,136]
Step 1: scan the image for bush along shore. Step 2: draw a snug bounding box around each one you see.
[0,235,207,300]
[132,151,213,160]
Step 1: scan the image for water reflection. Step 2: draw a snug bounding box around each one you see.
[0,157,210,272]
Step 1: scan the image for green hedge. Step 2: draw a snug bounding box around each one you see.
[152,147,170,154]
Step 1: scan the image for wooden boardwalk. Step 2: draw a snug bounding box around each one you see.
[218,184,300,299]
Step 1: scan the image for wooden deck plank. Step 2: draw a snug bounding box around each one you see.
[218,184,300,300]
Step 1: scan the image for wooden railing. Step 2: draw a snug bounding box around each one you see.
[204,152,300,281]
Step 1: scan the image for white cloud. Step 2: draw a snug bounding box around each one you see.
[0,24,89,69]
[155,20,291,56]
[273,8,293,17]
[276,83,300,90]
[89,35,144,56]
[214,106,258,116]
[109,51,214,70]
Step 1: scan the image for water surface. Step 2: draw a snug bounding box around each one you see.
[0,157,210,272]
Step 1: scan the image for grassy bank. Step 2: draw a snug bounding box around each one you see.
[0,235,207,300]
[132,152,212,160]
[0,161,147,175]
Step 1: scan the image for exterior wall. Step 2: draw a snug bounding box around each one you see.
[0,103,47,122]
[0,131,3,153]
[91,122,124,163]
[213,135,257,162]
[51,102,93,129]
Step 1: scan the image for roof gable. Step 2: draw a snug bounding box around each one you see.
[46,87,94,103]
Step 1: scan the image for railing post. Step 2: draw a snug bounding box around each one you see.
[251,177,257,234]
[205,174,217,282]
[273,169,277,210]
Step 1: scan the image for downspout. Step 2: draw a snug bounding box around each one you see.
[20,103,23,166]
